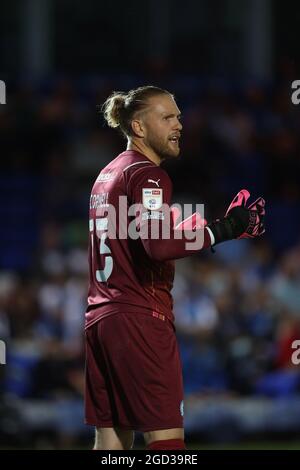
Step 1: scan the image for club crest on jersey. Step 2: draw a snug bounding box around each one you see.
[142,188,163,210]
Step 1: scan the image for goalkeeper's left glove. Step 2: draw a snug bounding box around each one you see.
[207,189,265,246]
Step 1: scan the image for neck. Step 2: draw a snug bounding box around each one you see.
[127,139,161,166]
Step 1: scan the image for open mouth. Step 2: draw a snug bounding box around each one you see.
[169,136,180,144]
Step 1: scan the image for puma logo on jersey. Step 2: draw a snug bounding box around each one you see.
[148,178,160,187]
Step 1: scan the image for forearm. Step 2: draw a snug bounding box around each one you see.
[141,226,213,261]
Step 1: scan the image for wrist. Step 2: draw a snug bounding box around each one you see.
[207,217,235,245]
[208,207,249,245]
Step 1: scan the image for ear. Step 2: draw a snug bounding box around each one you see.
[131,119,145,138]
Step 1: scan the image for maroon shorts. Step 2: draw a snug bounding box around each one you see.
[84,312,184,432]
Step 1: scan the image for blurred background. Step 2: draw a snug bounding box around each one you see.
[0,0,300,449]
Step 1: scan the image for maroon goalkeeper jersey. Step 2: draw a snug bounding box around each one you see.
[86,149,211,328]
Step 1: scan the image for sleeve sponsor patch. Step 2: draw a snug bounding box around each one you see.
[142,188,163,210]
[141,211,165,221]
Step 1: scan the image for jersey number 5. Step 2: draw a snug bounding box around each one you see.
[89,217,113,282]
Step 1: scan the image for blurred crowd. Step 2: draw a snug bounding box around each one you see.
[175,242,300,397]
[0,74,300,447]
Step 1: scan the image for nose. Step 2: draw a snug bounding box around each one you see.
[176,118,182,131]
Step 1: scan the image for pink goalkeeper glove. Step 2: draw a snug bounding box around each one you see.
[225,189,265,239]
[207,189,265,245]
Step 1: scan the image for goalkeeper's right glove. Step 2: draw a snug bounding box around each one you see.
[207,189,265,246]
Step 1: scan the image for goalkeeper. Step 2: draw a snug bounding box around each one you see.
[85,85,265,450]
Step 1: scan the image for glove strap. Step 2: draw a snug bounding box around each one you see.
[208,207,250,245]
[207,217,236,245]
